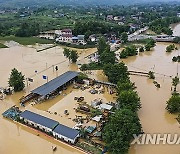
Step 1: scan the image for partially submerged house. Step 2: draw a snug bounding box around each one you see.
[20,71,79,104]
[20,110,59,133]
[20,110,80,144]
[53,124,80,144]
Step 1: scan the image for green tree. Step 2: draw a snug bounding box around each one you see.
[166,94,180,114]
[121,32,128,43]
[63,48,71,60]
[117,90,141,112]
[148,71,155,79]
[120,45,137,58]
[63,48,78,63]
[103,108,142,154]
[139,46,144,52]
[103,62,129,84]
[70,50,78,63]
[8,68,25,92]
[145,43,151,51]
[172,76,179,92]
[120,49,128,58]
[117,80,136,92]
[100,47,116,65]
[97,37,109,55]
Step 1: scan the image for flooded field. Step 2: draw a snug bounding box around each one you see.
[0,24,180,154]
[126,24,180,153]
[0,44,97,154]
[126,43,180,154]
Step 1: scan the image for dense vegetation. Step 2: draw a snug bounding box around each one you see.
[0,3,179,39]
[120,45,138,58]
[80,36,142,153]
[74,20,129,39]
[149,17,180,35]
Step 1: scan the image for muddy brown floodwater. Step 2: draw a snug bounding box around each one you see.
[0,24,180,154]
[127,24,180,154]
[0,44,97,154]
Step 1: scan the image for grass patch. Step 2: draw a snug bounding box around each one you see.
[0,43,8,48]
[0,36,54,45]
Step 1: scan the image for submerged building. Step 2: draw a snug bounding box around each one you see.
[20,110,80,144]
[20,71,79,104]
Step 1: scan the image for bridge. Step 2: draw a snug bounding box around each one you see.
[128,71,149,77]
[128,26,179,42]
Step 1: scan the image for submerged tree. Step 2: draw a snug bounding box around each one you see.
[8,68,25,92]
[63,48,78,63]
[172,76,179,92]
[148,71,155,79]
[166,93,180,114]
[70,50,78,63]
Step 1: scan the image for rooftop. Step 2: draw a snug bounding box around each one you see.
[53,124,80,140]
[31,71,79,96]
[20,110,59,130]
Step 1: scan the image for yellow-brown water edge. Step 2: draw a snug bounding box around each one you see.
[0,45,97,154]
[125,42,180,154]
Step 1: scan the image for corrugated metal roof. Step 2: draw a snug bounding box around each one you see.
[53,124,79,140]
[20,110,59,130]
[32,71,78,96]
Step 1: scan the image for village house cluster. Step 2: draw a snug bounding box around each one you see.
[38,29,85,45]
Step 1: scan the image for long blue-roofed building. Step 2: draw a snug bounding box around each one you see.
[20,110,80,144]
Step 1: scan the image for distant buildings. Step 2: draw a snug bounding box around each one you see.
[106,15,114,21]
[38,28,85,44]
[55,29,85,44]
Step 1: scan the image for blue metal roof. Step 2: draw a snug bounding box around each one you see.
[31,71,78,96]
[20,110,59,130]
[53,124,80,140]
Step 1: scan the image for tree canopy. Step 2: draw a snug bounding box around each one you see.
[103,62,129,84]
[117,90,141,112]
[8,68,25,92]
[63,48,78,63]
[166,94,180,114]
[103,108,142,154]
